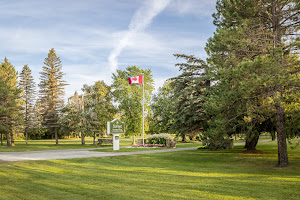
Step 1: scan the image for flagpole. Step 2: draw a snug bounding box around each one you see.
[142,75,145,146]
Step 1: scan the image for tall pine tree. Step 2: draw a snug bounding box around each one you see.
[39,48,67,145]
[0,58,23,147]
[19,65,36,146]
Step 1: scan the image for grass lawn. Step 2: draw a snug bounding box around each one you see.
[0,140,299,200]
[0,137,203,152]
[0,137,134,152]
[91,142,202,152]
[0,134,273,152]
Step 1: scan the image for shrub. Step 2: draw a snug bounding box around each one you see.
[198,146,209,149]
[147,133,172,145]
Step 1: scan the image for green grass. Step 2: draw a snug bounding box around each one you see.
[0,141,299,200]
[0,136,286,153]
[92,142,202,152]
[0,137,202,152]
[0,137,135,152]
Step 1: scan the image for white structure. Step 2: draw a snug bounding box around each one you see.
[107,119,125,151]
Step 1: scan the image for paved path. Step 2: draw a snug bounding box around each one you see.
[0,139,272,162]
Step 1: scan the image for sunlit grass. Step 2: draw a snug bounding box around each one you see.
[92,142,202,152]
[0,135,289,153]
[0,136,201,152]
[0,141,299,199]
[0,137,134,152]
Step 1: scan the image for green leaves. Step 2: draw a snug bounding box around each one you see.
[112,66,154,136]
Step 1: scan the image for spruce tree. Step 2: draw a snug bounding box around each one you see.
[0,58,22,147]
[32,98,44,138]
[206,0,300,166]
[39,48,67,145]
[19,65,36,146]
[170,54,210,141]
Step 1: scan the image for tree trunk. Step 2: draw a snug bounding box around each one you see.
[81,133,85,145]
[271,132,276,141]
[132,135,136,146]
[1,133,3,146]
[6,132,10,147]
[93,132,96,145]
[276,105,289,167]
[271,0,288,168]
[11,132,15,147]
[181,134,187,142]
[192,135,197,141]
[244,132,259,150]
[25,128,28,146]
[55,128,58,146]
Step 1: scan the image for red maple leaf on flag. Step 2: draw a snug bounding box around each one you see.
[132,77,137,81]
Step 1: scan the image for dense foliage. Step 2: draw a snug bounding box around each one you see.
[0,58,23,147]
[112,66,154,144]
[150,0,299,167]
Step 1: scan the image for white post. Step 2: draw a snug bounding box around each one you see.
[113,134,120,150]
[142,75,145,146]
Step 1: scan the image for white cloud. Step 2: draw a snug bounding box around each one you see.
[1,0,217,100]
[108,0,172,72]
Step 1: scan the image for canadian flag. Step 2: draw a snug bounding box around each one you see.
[128,75,143,84]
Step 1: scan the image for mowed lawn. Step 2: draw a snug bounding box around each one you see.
[0,141,299,200]
[0,137,134,152]
[0,135,270,152]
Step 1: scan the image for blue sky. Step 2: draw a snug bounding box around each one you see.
[0,0,217,98]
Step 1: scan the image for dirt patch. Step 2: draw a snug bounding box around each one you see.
[241,150,266,154]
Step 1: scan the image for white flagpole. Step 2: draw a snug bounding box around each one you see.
[142,75,145,146]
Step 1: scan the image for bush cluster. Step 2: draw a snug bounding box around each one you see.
[147,133,172,145]
[197,145,209,149]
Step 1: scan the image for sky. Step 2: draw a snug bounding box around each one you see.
[0,0,217,99]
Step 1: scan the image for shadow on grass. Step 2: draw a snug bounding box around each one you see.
[0,141,299,200]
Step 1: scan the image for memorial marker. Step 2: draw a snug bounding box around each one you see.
[107,119,125,150]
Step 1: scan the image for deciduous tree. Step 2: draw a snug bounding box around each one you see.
[112,66,154,144]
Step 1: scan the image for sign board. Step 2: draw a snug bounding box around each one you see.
[108,119,125,134]
[107,119,125,151]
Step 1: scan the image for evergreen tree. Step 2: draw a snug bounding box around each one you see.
[39,48,67,145]
[206,0,300,166]
[0,58,23,147]
[32,98,44,139]
[170,54,210,141]
[19,65,36,146]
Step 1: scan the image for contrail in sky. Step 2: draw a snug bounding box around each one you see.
[108,0,172,71]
